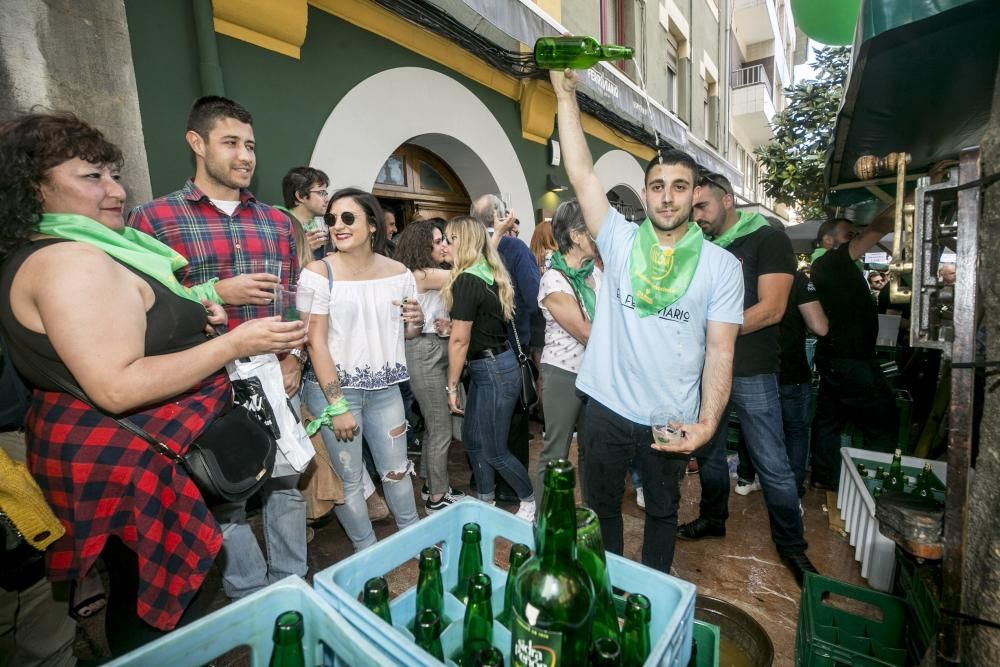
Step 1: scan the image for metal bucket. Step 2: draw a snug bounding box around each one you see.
[694,595,774,667]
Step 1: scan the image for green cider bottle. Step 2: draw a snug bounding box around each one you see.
[268,610,306,667]
[533,36,633,70]
[499,543,533,629]
[454,523,484,604]
[888,449,903,484]
[462,573,495,666]
[416,546,445,622]
[413,608,445,661]
[510,459,595,667]
[591,636,623,666]
[474,646,505,666]
[362,576,392,625]
[621,594,651,667]
[576,507,621,644]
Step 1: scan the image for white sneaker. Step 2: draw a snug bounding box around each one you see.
[734,478,762,496]
[515,501,536,522]
[636,487,646,510]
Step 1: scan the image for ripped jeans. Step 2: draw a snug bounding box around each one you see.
[303,381,419,551]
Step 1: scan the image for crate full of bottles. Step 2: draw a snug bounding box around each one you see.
[836,447,947,592]
[313,460,696,666]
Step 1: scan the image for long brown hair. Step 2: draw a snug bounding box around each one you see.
[529,220,557,270]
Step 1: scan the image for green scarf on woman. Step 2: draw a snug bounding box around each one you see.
[549,251,596,320]
[36,213,221,305]
[462,258,495,285]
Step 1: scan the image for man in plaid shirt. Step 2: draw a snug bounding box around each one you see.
[128,96,307,600]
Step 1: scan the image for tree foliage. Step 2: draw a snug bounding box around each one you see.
[754,46,851,220]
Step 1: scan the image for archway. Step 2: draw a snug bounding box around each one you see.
[593,149,647,222]
[310,67,534,238]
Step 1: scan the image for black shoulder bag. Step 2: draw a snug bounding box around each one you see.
[509,322,538,410]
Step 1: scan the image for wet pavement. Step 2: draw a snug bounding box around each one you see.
[60,423,866,665]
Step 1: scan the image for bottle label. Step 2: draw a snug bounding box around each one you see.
[512,610,562,667]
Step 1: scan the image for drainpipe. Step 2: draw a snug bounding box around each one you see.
[192,0,225,96]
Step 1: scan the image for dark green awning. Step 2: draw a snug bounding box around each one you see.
[826,0,1000,208]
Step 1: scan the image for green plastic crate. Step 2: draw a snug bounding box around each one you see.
[893,549,940,663]
[688,620,720,667]
[796,573,908,667]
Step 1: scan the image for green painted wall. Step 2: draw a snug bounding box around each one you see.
[123,3,630,216]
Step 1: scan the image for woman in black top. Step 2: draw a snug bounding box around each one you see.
[442,216,535,521]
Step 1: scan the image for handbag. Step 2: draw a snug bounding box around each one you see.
[37,365,275,507]
[509,322,538,410]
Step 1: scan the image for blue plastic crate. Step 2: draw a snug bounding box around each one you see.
[313,498,696,666]
[107,576,393,667]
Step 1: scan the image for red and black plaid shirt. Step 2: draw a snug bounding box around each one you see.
[28,373,230,630]
[128,180,298,328]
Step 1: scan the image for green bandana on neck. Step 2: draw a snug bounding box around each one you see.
[462,258,495,285]
[629,219,703,317]
[549,251,596,320]
[36,213,221,305]
[710,211,770,248]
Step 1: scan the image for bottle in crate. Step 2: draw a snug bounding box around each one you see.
[417,546,445,621]
[462,573,494,666]
[590,636,623,666]
[362,576,392,625]
[621,594,651,667]
[576,507,621,644]
[498,543,532,628]
[269,610,306,667]
[474,646,505,666]
[510,459,595,666]
[454,523,484,604]
[414,608,445,661]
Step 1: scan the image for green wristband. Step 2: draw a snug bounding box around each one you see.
[305,396,350,436]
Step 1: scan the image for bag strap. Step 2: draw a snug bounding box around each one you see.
[321,258,334,290]
[508,319,528,363]
[33,363,183,464]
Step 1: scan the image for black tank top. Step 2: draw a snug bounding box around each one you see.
[0,238,210,391]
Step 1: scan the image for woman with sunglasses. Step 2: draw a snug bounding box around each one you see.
[299,187,422,551]
[442,216,535,521]
[393,219,466,513]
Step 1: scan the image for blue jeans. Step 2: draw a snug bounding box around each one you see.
[213,473,307,599]
[303,382,419,551]
[694,374,807,554]
[580,398,688,573]
[464,349,533,502]
[738,382,813,497]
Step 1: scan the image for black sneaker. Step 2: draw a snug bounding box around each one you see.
[780,551,819,587]
[420,483,430,500]
[425,489,467,514]
[677,517,726,540]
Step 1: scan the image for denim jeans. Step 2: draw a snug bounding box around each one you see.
[694,374,807,555]
[580,398,688,574]
[303,382,419,551]
[212,473,307,600]
[464,349,533,502]
[737,382,812,498]
[811,357,898,487]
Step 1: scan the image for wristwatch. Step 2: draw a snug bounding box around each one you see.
[446,385,458,395]
[289,347,307,366]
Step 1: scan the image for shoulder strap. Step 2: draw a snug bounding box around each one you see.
[321,258,334,290]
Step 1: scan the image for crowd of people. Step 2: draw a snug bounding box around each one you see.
[1,68,903,664]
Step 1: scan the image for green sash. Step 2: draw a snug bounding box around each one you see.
[628,219,703,317]
[462,258,495,285]
[36,213,220,305]
[549,251,596,320]
[710,211,770,248]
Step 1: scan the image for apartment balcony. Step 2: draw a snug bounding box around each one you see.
[733,0,778,45]
[731,64,775,148]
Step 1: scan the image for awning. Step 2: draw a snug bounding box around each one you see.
[825,0,1000,208]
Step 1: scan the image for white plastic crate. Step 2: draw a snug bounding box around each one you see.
[836,448,947,591]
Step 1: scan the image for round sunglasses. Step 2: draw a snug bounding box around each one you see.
[325,211,359,226]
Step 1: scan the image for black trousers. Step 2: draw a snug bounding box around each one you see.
[810,356,898,487]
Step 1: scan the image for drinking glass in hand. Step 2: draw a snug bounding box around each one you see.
[274,285,315,331]
[650,410,683,446]
[432,307,451,338]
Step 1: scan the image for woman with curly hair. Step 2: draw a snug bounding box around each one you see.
[442,216,535,520]
[393,219,465,512]
[0,113,305,654]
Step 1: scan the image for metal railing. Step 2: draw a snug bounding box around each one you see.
[731,64,772,93]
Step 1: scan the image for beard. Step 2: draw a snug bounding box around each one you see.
[650,210,690,233]
[205,157,253,192]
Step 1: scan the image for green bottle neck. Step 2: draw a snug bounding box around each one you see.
[538,486,577,564]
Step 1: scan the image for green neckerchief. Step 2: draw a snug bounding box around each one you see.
[710,211,770,248]
[811,246,863,271]
[462,258,495,285]
[629,220,703,317]
[36,213,221,305]
[549,251,596,320]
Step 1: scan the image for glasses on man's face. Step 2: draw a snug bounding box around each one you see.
[325,211,358,226]
[309,189,329,199]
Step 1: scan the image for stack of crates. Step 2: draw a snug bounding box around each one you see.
[796,572,908,666]
[313,499,697,666]
[894,549,941,663]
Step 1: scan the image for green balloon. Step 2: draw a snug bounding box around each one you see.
[791,0,860,46]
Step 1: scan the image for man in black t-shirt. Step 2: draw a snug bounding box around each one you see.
[681,173,816,584]
[809,216,897,490]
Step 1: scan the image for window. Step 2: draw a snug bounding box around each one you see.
[376,156,405,187]
[664,33,679,114]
